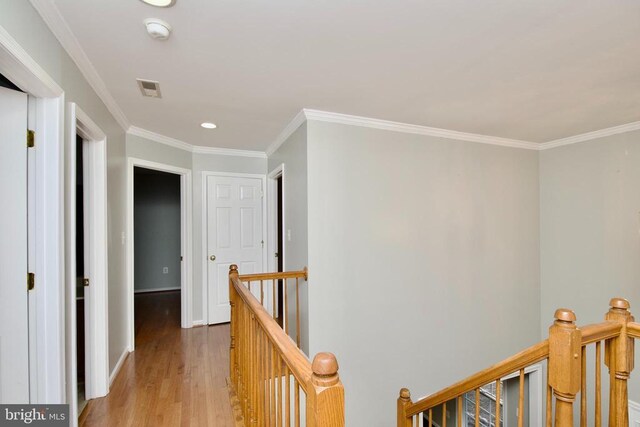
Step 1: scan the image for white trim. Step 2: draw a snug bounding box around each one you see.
[266,110,307,156]
[631,401,640,411]
[64,103,110,425]
[267,164,285,274]
[134,286,181,294]
[128,125,267,158]
[302,109,541,150]
[127,158,193,351]
[108,349,129,387]
[201,171,268,324]
[32,95,66,405]
[192,320,206,327]
[0,23,65,406]
[271,110,640,154]
[267,164,286,332]
[0,25,62,98]
[128,126,192,152]
[539,120,640,150]
[78,104,110,400]
[29,0,130,130]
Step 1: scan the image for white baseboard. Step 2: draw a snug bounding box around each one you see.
[109,348,130,387]
[134,286,180,294]
[630,400,640,427]
[192,319,205,327]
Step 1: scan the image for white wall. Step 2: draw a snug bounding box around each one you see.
[306,120,541,426]
[540,130,640,401]
[0,0,129,377]
[268,123,309,353]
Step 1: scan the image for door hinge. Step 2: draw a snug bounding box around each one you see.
[27,129,35,148]
[83,277,90,287]
[27,272,35,291]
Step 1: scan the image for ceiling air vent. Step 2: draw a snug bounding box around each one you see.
[136,79,162,98]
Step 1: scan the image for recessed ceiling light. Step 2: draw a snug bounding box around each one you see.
[201,122,217,129]
[139,0,176,7]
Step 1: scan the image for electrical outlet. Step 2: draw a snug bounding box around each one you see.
[163,267,168,274]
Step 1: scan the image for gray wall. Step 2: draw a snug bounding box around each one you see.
[540,130,640,400]
[306,121,541,426]
[127,133,267,322]
[127,133,192,170]
[0,0,129,375]
[268,123,309,353]
[134,170,181,292]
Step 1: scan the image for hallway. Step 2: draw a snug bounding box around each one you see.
[79,291,235,426]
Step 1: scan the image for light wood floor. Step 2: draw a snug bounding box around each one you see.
[79,291,236,426]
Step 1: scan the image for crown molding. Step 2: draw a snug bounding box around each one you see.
[302,109,541,150]
[265,110,307,156]
[539,120,640,150]
[0,24,63,98]
[128,126,267,159]
[192,144,267,158]
[29,0,130,130]
[128,126,192,151]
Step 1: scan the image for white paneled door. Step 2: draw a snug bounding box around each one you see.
[207,175,264,324]
[0,86,29,402]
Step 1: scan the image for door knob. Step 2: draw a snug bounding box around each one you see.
[210,255,216,261]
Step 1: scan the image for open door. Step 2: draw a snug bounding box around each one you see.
[0,85,30,402]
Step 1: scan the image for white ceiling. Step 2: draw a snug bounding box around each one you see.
[50,0,640,150]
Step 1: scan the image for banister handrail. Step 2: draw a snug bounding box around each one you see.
[238,268,308,282]
[580,321,622,345]
[628,321,640,339]
[405,340,549,417]
[399,297,636,427]
[229,265,345,426]
[231,268,313,390]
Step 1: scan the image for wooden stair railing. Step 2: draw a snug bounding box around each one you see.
[238,268,308,347]
[228,265,345,427]
[398,297,637,427]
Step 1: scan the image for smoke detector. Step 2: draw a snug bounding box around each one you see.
[136,79,162,98]
[144,18,172,40]
[139,0,176,7]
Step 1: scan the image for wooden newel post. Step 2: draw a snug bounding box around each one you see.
[548,308,582,427]
[307,352,345,427]
[229,264,239,384]
[605,297,634,427]
[397,388,413,427]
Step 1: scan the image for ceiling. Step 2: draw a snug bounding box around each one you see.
[49,0,640,151]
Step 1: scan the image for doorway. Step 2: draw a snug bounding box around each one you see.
[267,165,285,325]
[126,159,193,351]
[133,167,182,343]
[65,103,109,425]
[204,172,267,324]
[75,134,87,414]
[0,26,66,404]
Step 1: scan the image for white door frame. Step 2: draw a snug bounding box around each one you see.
[201,171,267,324]
[0,24,66,403]
[127,158,193,350]
[501,363,543,426]
[267,164,285,274]
[64,103,109,422]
